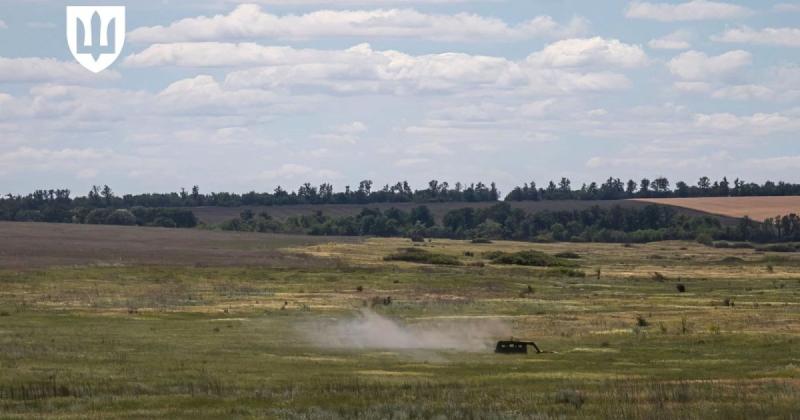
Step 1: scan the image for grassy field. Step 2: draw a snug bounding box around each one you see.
[634,196,800,222]
[0,224,798,418]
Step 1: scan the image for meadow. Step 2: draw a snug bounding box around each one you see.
[0,223,798,419]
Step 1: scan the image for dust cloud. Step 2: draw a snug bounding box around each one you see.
[301,310,511,352]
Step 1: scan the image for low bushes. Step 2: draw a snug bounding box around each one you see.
[555,251,581,259]
[384,248,462,266]
[756,244,799,253]
[485,250,571,267]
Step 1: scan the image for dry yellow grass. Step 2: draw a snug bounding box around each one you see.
[632,196,800,222]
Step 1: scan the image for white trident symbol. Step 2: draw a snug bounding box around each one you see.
[66,6,126,73]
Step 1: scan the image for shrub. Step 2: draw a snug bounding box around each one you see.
[714,241,754,249]
[151,217,178,228]
[543,267,586,278]
[554,251,581,259]
[384,248,461,266]
[409,232,425,243]
[105,209,137,226]
[720,256,744,264]
[13,210,44,222]
[696,233,713,246]
[676,284,686,293]
[757,244,798,253]
[636,315,650,327]
[85,208,112,224]
[487,250,570,267]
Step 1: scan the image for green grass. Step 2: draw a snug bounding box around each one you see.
[0,239,799,418]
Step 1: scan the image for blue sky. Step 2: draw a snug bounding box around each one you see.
[0,0,798,195]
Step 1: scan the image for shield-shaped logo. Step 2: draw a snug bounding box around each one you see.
[66,6,126,73]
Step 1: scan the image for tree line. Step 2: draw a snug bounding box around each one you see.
[218,203,800,245]
[3,176,800,216]
[0,188,196,227]
[505,176,800,201]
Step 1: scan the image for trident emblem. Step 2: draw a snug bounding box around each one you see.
[66,6,126,73]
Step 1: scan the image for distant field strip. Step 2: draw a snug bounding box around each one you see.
[633,196,800,222]
[0,222,357,268]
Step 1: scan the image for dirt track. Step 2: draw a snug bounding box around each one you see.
[0,222,354,269]
[633,196,800,222]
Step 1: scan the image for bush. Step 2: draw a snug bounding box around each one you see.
[487,250,570,267]
[105,209,137,226]
[85,208,112,224]
[13,210,44,222]
[543,267,586,278]
[757,244,798,253]
[554,251,581,259]
[676,284,686,293]
[384,248,461,266]
[151,217,177,228]
[714,241,754,249]
[696,233,713,246]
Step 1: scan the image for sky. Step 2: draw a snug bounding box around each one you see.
[0,0,798,196]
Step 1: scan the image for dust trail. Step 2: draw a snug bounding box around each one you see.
[301,310,511,352]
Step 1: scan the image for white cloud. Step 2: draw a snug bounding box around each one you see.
[129,4,587,43]
[238,0,491,3]
[674,81,712,93]
[0,57,119,83]
[0,146,146,179]
[158,75,281,111]
[773,3,800,12]
[626,1,751,21]
[667,50,751,80]
[313,121,368,144]
[527,37,648,68]
[254,163,341,183]
[712,85,775,101]
[127,42,635,96]
[648,30,692,50]
[712,27,800,47]
[694,112,798,134]
[0,20,7,29]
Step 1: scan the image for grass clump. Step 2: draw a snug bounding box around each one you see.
[384,248,461,266]
[485,250,571,267]
[554,389,585,409]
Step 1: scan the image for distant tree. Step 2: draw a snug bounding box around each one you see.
[626,180,638,197]
[698,177,711,195]
[639,179,651,196]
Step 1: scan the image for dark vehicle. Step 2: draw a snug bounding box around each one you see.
[495,340,542,354]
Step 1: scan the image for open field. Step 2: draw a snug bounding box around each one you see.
[0,222,357,269]
[634,196,800,222]
[0,223,798,418]
[192,200,737,225]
